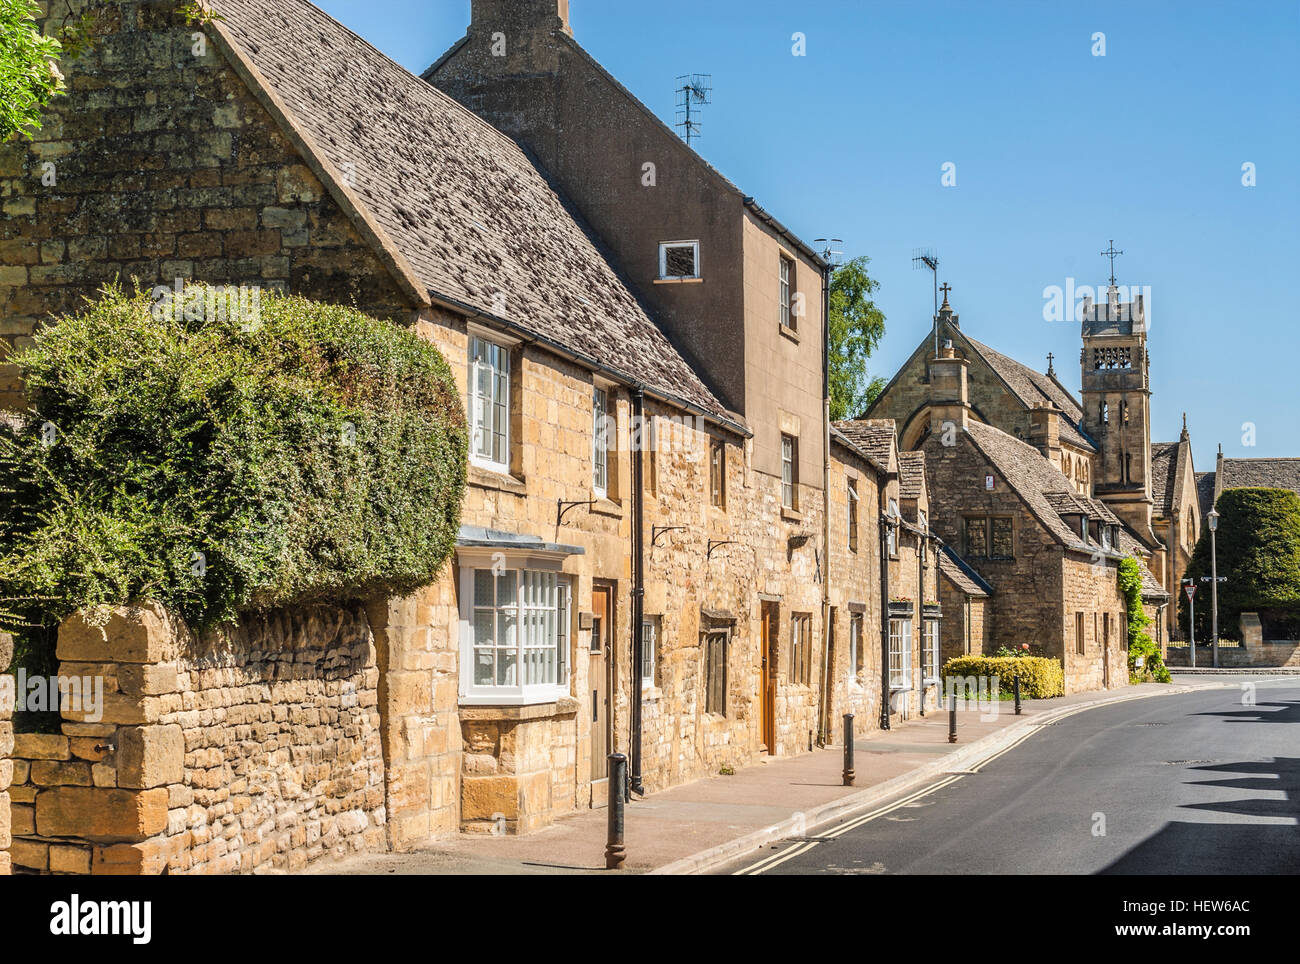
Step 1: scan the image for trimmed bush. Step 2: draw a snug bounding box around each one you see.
[1179,487,1300,641]
[941,655,1064,699]
[0,283,468,639]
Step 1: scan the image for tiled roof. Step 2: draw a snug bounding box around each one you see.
[939,546,992,597]
[1218,458,1300,498]
[830,428,888,476]
[1195,471,1217,518]
[833,419,896,468]
[210,0,732,424]
[1150,441,1179,516]
[961,334,1096,452]
[898,451,927,501]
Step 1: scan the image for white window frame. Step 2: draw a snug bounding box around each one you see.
[458,558,571,706]
[468,334,510,473]
[922,619,940,685]
[658,240,700,279]
[887,498,900,555]
[888,617,912,691]
[640,616,658,689]
[781,433,797,509]
[592,385,609,498]
[779,254,793,328]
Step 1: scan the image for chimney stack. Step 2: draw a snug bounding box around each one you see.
[1029,401,1062,462]
[928,347,969,439]
[470,0,572,37]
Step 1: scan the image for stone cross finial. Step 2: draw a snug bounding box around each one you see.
[939,282,952,307]
[1101,239,1123,287]
[1046,352,1055,376]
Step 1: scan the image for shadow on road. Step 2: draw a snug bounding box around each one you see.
[1099,755,1300,875]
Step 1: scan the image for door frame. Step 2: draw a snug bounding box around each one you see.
[760,601,778,754]
[589,580,617,795]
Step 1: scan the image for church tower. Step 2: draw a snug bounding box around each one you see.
[1079,243,1155,538]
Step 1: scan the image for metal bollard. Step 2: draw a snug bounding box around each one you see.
[948,693,958,743]
[1013,674,1022,716]
[842,713,855,786]
[605,752,627,869]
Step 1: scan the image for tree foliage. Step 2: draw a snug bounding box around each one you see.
[0,0,64,141]
[1179,487,1300,640]
[0,283,468,643]
[828,255,887,421]
[1119,556,1169,683]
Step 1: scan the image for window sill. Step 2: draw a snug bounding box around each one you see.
[469,463,527,495]
[642,683,662,702]
[653,276,703,285]
[590,497,624,519]
[778,323,800,344]
[458,695,579,719]
[781,506,803,523]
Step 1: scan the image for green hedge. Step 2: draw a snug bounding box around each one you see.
[941,655,1064,699]
[0,283,468,639]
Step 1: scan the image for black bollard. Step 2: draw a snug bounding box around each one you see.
[842,713,855,786]
[605,752,627,869]
[948,693,958,744]
[1013,674,1022,715]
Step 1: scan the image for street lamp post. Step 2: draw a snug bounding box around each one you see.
[1208,508,1220,669]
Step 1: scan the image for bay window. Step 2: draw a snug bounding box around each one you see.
[460,565,571,704]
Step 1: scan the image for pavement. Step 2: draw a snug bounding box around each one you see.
[719,674,1300,875]
[306,672,1292,875]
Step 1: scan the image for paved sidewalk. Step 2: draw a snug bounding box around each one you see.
[309,680,1227,876]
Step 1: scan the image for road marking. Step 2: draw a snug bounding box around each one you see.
[732,840,820,876]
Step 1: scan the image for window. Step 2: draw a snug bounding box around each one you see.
[847,479,859,552]
[849,613,863,680]
[1100,401,1109,427]
[781,434,798,509]
[658,240,699,279]
[1075,611,1086,655]
[991,517,1014,558]
[462,567,570,704]
[918,508,928,533]
[922,620,940,683]
[779,255,794,329]
[790,613,813,685]
[1103,612,1111,650]
[704,630,727,714]
[888,618,912,690]
[710,438,726,508]
[641,617,659,688]
[887,498,900,555]
[592,386,609,497]
[469,335,510,471]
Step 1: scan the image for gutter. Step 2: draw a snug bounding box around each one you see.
[426,291,752,441]
[743,198,829,270]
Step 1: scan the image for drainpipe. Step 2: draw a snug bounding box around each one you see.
[629,388,646,796]
[917,531,925,715]
[879,492,891,731]
[819,262,833,746]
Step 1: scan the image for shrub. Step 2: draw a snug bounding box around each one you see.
[1119,556,1170,683]
[1179,488,1300,641]
[940,655,1064,699]
[0,283,468,642]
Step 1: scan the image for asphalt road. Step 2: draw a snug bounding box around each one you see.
[722,678,1300,875]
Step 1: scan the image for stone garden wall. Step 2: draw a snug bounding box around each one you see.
[7,601,385,874]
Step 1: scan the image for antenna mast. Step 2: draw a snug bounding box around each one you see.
[674,74,711,146]
[814,238,844,269]
[912,247,941,357]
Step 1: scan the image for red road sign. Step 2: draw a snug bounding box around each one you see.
[1184,584,1196,600]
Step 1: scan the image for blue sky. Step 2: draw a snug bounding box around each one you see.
[317,0,1299,470]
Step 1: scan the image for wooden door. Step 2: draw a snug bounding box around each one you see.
[590,584,613,781]
[761,603,777,754]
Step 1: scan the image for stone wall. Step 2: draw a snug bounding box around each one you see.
[1061,557,1128,693]
[0,632,12,875]
[1,0,414,409]
[7,602,384,874]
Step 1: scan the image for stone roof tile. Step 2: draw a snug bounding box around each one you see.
[211,0,731,423]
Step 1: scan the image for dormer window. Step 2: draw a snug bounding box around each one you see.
[1080,513,1090,541]
[658,240,700,279]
